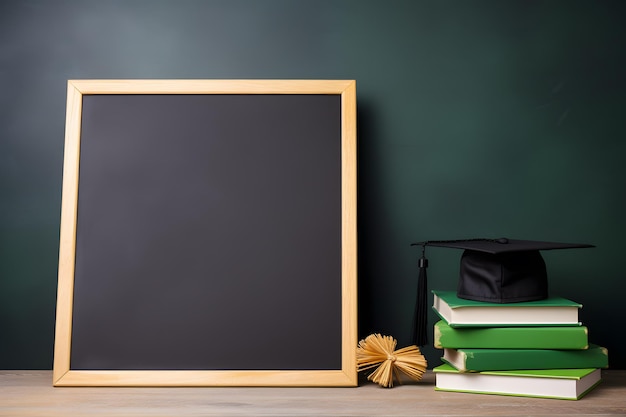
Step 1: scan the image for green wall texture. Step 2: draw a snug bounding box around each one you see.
[1,0,625,369]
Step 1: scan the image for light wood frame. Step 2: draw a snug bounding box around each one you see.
[53,80,357,387]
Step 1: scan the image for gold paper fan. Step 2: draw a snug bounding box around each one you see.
[356,334,427,388]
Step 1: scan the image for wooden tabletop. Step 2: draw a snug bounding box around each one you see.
[1,370,625,416]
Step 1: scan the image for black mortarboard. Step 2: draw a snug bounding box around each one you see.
[409,238,594,346]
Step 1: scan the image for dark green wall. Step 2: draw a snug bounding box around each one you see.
[1,0,625,370]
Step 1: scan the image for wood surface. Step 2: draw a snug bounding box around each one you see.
[2,370,625,416]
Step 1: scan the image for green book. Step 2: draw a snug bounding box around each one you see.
[433,290,581,328]
[442,344,609,372]
[434,363,602,400]
[434,320,589,349]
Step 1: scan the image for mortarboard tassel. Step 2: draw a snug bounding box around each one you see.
[411,244,428,346]
[410,238,506,346]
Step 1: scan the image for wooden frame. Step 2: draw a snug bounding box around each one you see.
[53,80,357,387]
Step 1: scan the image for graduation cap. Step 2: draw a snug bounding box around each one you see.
[409,238,594,346]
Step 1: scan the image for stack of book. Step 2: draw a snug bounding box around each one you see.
[431,290,608,400]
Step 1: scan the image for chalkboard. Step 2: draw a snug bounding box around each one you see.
[53,80,357,386]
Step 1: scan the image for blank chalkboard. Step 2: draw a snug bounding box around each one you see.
[53,80,357,387]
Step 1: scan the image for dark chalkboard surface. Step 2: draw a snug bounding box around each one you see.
[53,80,357,386]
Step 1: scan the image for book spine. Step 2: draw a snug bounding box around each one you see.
[434,321,589,349]
[446,345,608,372]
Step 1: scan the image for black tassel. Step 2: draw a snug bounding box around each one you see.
[411,247,429,346]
